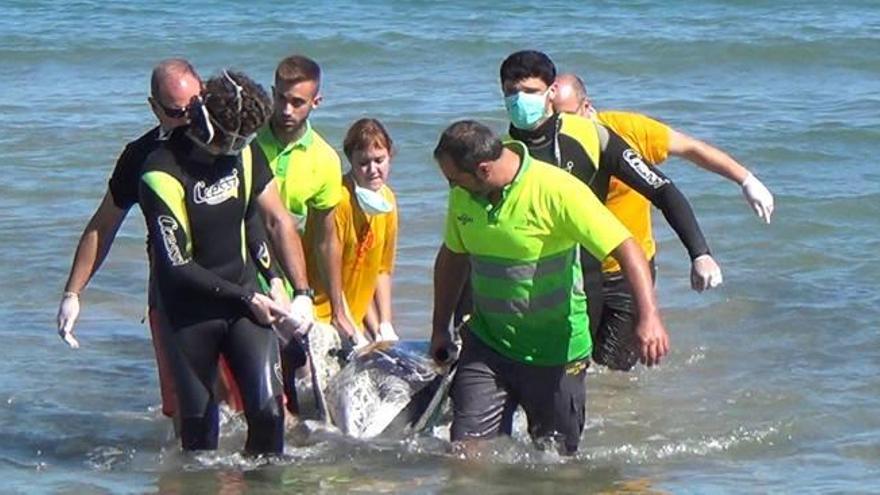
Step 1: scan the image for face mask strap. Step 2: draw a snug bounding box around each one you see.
[189,96,216,148]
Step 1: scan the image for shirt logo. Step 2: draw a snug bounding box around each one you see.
[456,213,474,225]
[157,215,187,266]
[622,149,668,189]
[193,169,240,205]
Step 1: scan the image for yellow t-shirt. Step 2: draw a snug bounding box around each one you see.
[308,178,398,327]
[598,111,671,273]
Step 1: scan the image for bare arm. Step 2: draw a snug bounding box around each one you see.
[668,129,774,223]
[667,129,749,184]
[312,206,358,337]
[430,244,469,363]
[375,273,392,325]
[63,191,127,294]
[255,181,309,291]
[609,238,669,367]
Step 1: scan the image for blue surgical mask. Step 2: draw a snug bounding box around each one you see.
[354,185,393,216]
[504,90,550,130]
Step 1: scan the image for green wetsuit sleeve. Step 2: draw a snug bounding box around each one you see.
[139,176,253,303]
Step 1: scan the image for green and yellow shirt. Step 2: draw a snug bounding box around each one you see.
[444,141,630,366]
[252,121,342,225]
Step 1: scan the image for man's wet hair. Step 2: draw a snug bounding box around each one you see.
[203,70,272,145]
[150,58,200,100]
[433,120,503,173]
[275,54,322,88]
[500,50,557,87]
[343,118,394,160]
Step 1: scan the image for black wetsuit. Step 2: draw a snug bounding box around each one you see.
[138,132,283,453]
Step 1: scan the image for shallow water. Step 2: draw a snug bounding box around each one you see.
[1,1,879,493]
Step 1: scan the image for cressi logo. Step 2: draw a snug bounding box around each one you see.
[157,215,187,266]
[622,149,668,189]
[194,169,240,205]
[273,360,283,385]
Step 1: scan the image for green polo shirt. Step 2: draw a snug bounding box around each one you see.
[444,141,630,365]
[253,121,342,224]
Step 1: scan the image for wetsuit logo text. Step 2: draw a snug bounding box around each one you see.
[157,215,187,266]
[622,149,668,189]
[194,169,240,205]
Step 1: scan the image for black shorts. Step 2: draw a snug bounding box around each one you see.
[591,258,657,371]
[450,329,588,454]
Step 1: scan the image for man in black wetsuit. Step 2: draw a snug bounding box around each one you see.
[139,70,311,454]
[56,59,285,424]
[451,50,719,371]
[499,50,720,370]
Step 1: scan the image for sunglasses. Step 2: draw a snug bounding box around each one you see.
[152,98,188,119]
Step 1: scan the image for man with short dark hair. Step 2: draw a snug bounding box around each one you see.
[250,54,360,415]
[430,120,668,455]
[486,50,718,371]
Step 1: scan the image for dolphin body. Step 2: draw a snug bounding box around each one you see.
[298,326,448,439]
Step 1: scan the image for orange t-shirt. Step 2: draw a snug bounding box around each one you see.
[305,178,397,328]
[598,111,671,273]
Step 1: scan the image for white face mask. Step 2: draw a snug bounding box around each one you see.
[353,185,393,215]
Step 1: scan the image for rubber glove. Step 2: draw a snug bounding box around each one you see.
[290,295,314,324]
[691,254,723,292]
[741,173,774,224]
[376,322,400,343]
[56,292,81,349]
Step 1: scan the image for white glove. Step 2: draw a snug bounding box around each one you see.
[290,294,314,323]
[56,292,81,349]
[375,322,400,343]
[691,254,723,292]
[273,311,313,345]
[352,331,370,350]
[741,173,774,224]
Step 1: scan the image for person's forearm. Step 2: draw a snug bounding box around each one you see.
[263,210,309,290]
[670,131,750,184]
[375,273,392,323]
[363,299,380,334]
[611,238,659,319]
[652,183,711,260]
[63,194,126,293]
[317,230,347,315]
[432,245,469,337]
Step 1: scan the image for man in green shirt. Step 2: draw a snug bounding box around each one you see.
[430,121,668,454]
[250,55,359,413]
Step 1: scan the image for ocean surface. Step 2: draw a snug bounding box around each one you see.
[1,0,879,493]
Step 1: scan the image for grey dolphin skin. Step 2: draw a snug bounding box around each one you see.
[325,341,446,439]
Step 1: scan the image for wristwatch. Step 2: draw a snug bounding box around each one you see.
[293,287,315,301]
